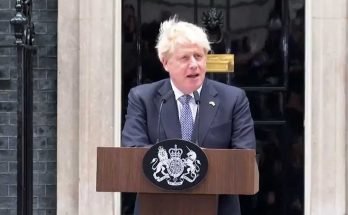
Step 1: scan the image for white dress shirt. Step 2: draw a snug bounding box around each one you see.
[170,80,202,122]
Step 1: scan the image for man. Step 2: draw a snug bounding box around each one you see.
[122,17,256,215]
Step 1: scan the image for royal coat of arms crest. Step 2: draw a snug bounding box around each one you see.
[151,145,201,186]
[143,139,208,190]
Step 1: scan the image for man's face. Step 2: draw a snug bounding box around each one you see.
[162,43,207,94]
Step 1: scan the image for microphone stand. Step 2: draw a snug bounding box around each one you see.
[193,91,200,145]
[156,90,173,143]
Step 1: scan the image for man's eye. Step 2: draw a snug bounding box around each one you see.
[194,54,202,59]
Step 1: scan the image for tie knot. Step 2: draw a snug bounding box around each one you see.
[178,95,192,105]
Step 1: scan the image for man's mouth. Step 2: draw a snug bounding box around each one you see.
[187,74,199,78]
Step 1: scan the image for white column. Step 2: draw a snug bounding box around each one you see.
[57,0,80,213]
[57,0,122,214]
[305,0,348,214]
[113,0,122,214]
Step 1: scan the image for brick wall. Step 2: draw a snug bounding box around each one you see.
[0,1,19,214]
[0,0,57,214]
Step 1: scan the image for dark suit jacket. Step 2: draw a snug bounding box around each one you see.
[122,78,256,215]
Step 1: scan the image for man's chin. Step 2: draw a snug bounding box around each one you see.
[185,83,203,93]
[174,78,204,94]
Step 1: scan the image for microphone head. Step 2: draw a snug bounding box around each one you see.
[162,90,173,103]
[193,91,200,104]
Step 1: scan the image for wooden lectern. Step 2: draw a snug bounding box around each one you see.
[96,147,259,215]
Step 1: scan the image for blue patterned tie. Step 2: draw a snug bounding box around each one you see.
[178,95,194,141]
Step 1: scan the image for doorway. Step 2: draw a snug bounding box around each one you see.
[121,0,305,214]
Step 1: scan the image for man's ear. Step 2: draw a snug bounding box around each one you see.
[161,58,168,71]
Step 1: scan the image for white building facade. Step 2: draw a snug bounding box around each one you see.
[57,0,347,214]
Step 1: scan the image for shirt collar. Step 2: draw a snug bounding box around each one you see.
[170,80,202,101]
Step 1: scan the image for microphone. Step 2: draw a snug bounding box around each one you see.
[193,91,200,145]
[156,90,173,143]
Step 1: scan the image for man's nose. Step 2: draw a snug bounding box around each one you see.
[189,56,198,68]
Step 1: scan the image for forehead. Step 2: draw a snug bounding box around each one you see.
[171,43,205,55]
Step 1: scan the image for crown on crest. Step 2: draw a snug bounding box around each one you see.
[169,145,183,158]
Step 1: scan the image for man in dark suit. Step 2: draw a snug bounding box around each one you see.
[122,17,256,215]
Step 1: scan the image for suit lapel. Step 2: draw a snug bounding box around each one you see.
[197,80,219,147]
[155,80,181,140]
[154,79,220,144]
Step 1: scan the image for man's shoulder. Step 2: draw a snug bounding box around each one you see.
[130,79,169,97]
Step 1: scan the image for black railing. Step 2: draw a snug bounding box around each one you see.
[10,0,35,215]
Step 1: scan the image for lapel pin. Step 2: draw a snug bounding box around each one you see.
[209,101,215,107]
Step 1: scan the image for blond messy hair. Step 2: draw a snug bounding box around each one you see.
[156,16,211,62]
